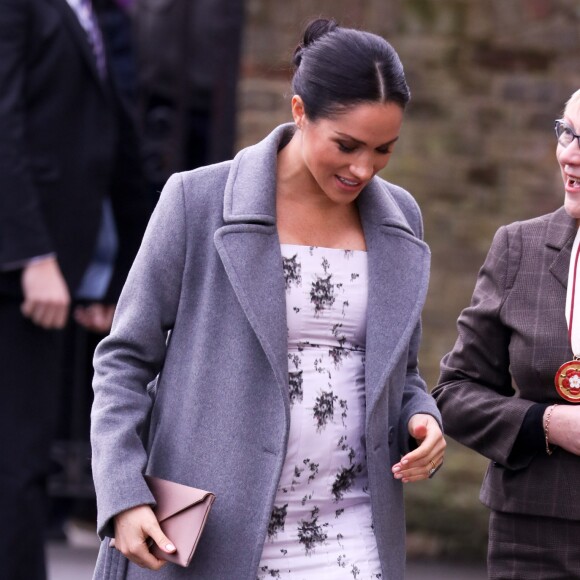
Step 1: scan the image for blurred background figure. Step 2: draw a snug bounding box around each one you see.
[0,1,150,578]
[132,0,245,197]
[49,0,247,552]
[47,0,144,547]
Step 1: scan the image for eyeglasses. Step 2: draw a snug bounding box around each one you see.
[555,119,580,149]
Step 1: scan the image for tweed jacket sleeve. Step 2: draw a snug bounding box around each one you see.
[433,224,538,470]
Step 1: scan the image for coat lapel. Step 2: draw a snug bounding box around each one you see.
[358,181,431,416]
[546,207,577,288]
[214,126,290,406]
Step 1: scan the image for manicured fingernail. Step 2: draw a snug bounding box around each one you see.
[401,459,409,465]
[166,543,176,552]
[392,466,400,473]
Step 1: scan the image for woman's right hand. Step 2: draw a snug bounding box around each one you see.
[545,404,580,456]
[112,505,176,570]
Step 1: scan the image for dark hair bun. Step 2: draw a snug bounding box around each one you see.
[291,19,410,118]
[303,18,338,47]
[293,18,338,67]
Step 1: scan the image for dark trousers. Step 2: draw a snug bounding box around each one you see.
[488,510,580,579]
[0,299,64,580]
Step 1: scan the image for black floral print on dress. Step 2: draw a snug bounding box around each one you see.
[339,399,348,425]
[330,323,350,368]
[313,357,332,380]
[282,254,302,290]
[258,566,281,579]
[336,437,356,464]
[310,271,335,315]
[257,566,282,580]
[288,370,303,405]
[313,390,337,429]
[297,506,328,555]
[288,353,301,370]
[297,340,320,352]
[292,458,319,488]
[268,504,288,539]
[331,464,363,502]
[306,460,319,483]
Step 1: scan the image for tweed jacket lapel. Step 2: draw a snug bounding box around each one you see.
[215,124,430,418]
[358,180,430,415]
[546,206,577,288]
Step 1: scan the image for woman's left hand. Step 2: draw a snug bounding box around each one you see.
[391,414,446,483]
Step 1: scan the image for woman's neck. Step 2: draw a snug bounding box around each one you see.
[275,135,366,250]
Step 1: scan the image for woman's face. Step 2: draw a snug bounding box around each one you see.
[558,96,580,219]
[291,97,404,206]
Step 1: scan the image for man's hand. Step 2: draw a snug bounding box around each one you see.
[20,257,70,329]
[74,303,115,334]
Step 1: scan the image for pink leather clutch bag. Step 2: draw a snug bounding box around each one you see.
[145,475,216,567]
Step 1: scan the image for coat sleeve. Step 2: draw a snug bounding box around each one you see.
[388,188,442,452]
[0,0,54,267]
[397,198,441,453]
[397,318,442,455]
[90,173,187,539]
[432,224,536,469]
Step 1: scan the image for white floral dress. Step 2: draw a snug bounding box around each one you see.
[258,245,382,580]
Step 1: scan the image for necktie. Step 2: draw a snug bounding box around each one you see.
[78,0,107,78]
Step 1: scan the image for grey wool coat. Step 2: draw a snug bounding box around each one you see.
[91,124,441,580]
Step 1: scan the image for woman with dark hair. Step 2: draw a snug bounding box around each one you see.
[91,18,445,579]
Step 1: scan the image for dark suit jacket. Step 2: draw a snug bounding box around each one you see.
[433,207,580,520]
[0,0,149,301]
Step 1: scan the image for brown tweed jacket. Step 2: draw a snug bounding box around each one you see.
[433,206,580,520]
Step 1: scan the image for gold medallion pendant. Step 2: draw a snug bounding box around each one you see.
[555,358,580,403]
